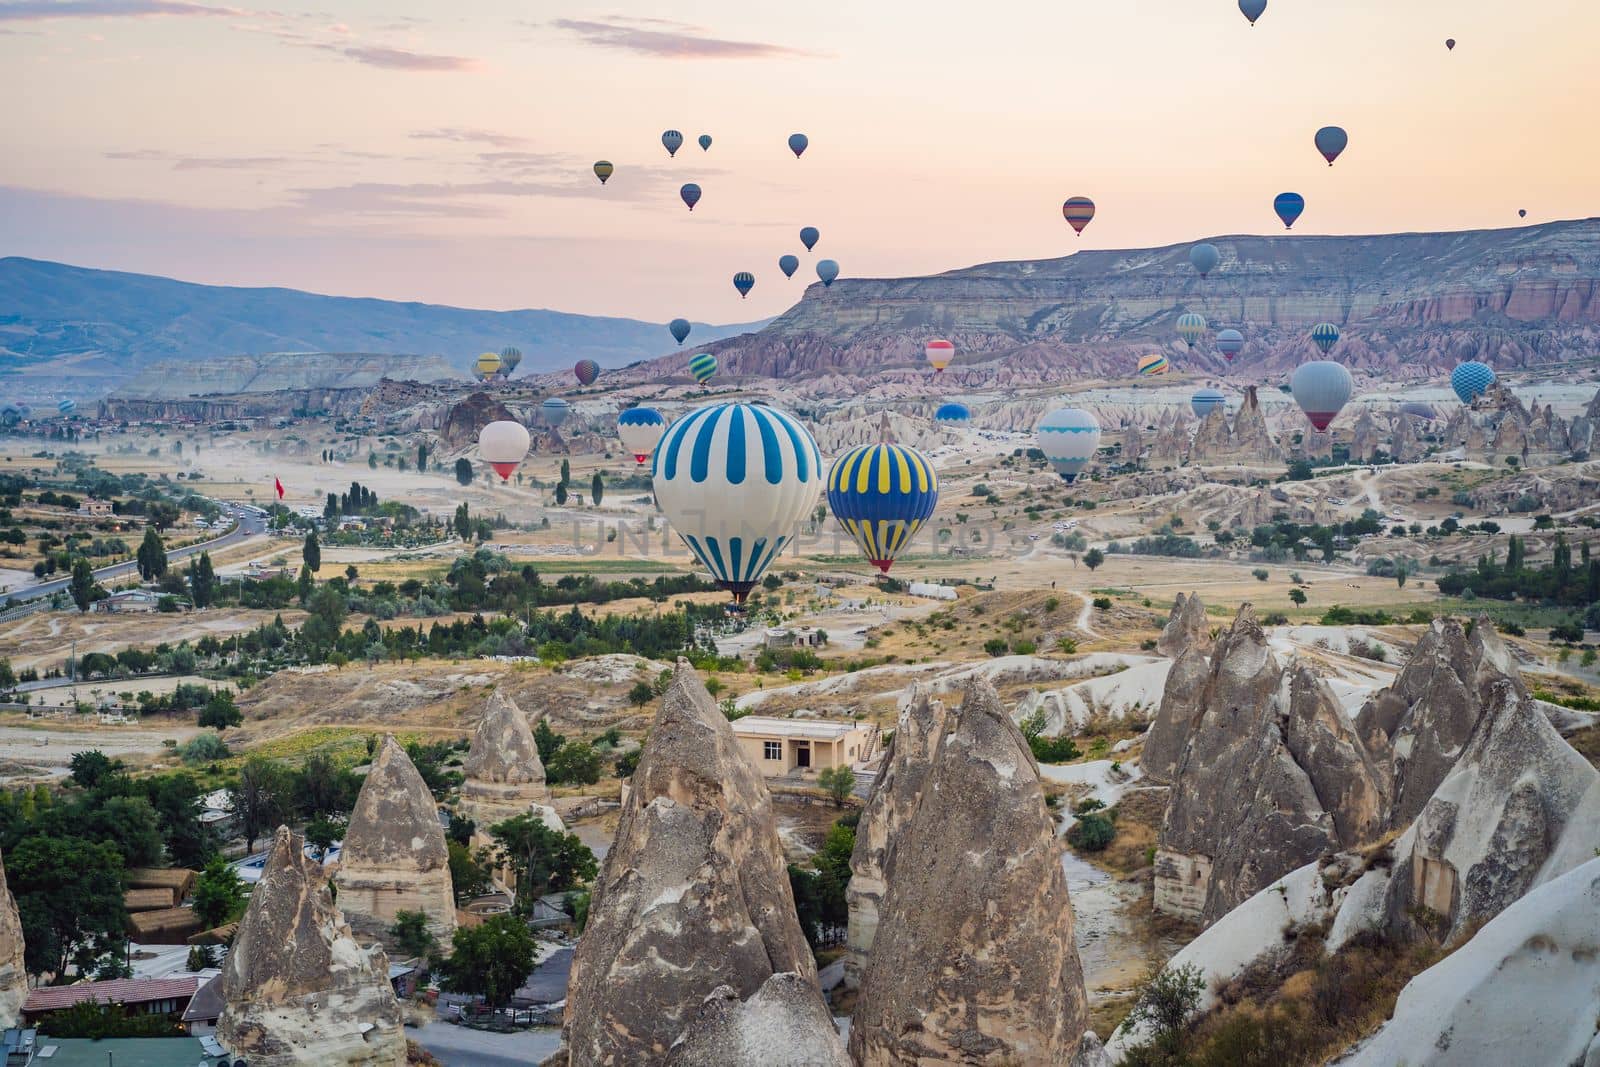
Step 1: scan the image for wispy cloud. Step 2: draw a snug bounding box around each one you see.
[0,0,241,21]
[328,43,481,72]
[411,128,528,149]
[551,15,821,59]
[106,148,291,170]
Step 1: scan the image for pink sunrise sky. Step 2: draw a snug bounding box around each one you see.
[2,0,1597,324]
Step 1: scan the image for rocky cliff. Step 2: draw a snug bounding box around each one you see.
[438,391,518,452]
[849,679,1088,1065]
[0,849,26,1030]
[459,688,550,830]
[1157,592,1212,658]
[563,662,820,1066]
[335,736,456,950]
[218,827,406,1067]
[664,974,850,1067]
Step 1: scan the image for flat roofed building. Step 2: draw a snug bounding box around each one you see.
[730,715,878,777]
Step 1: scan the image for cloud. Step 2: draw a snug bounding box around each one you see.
[105,149,292,170]
[551,16,820,59]
[0,0,241,21]
[411,128,528,149]
[327,43,481,72]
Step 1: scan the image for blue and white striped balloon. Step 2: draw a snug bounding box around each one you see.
[1036,408,1101,484]
[1191,389,1227,420]
[617,407,667,464]
[652,402,822,603]
[935,402,970,425]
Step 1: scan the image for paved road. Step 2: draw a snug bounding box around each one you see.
[413,1022,562,1067]
[0,505,268,609]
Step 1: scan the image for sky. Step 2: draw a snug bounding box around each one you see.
[2,0,1598,324]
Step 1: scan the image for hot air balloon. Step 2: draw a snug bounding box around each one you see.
[827,442,939,575]
[1239,0,1267,25]
[733,272,755,299]
[688,352,718,386]
[1451,361,1497,405]
[541,397,571,428]
[1519,209,1528,218]
[1217,328,1245,362]
[680,183,701,211]
[935,402,970,425]
[1274,192,1305,230]
[925,339,955,374]
[1445,38,1455,51]
[478,420,530,481]
[1400,401,1439,421]
[1062,197,1096,236]
[816,260,839,287]
[1315,126,1348,166]
[593,161,613,185]
[1176,313,1208,349]
[474,352,503,380]
[1292,361,1353,431]
[662,129,683,157]
[653,402,822,603]
[799,226,819,251]
[779,254,800,279]
[500,346,523,376]
[1189,243,1221,279]
[1310,322,1341,356]
[788,133,809,158]
[574,359,600,387]
[698,134,712,151]
[0,403,18,423]
[1191,389,1227,420]
[57,398,76,416]
[1036,408,1101,483]
[1138,353,1172,376]
[617,407,667,464]
[669,318,691,345]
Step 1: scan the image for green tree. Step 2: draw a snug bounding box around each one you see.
[1083,548,1105,572]
[69,750,119,791]
[69,556,95,612]
[453,502,471,541]
[187,551,216,608]
[136,528,168,581]
[447,840,492,904]
[302,530,321,573]
[191,855,247,929]
[546,739,603,786]
[590,472,604,507]
[1288,588,1307,607]
[390,910,437,960]
[303,815,346,859]
[1066,812,1116,852]
[1125,962,1207,1055]
[417,443,428,472]
[533,720,563,765]
[555,482,568,506]
[455,458,473,486]
[368,451,378,470]
[440,914,537,1007]
[8,835,128,979]
[229,755,295,852]
[560,458,571,487]
[490,813,597,909]
[817,765,856,807]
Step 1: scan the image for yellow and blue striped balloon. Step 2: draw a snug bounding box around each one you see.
[826,443,939,575]
[688,352,718,385]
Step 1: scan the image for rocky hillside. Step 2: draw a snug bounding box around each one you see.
[692,217,1600,384]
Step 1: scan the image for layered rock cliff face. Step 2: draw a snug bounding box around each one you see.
[438,391,517,451]
[849,679,1088,1065]
[844,688,950,988]
[459,688,550,830]
[335,736,456,949]
[564,663,821,1066]
[664,974,850,1067]
[1155,606,1389,923]
[218,827,406,1067]
[0,850,26,1030]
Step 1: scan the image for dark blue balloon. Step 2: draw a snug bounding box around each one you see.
[788,133,809,158]
[800,226,819,251]
[778,255,799,279]
[1274,192,1305,230]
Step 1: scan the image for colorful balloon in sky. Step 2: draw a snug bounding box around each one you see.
[1062,197,1096,236]
[1189,243,1221,279]
[1400,401,1439,421]
[474,351,502,380]
[669,318,691,345]
[1036,408,1101,484]
[1191,389,1227,420]
[662,130,683,157]
[1451,361,1497,405]
[478,420,530,481]
[617,407,667,464]
[57,397,76,416]
[827,442,940,575]
[1445,38,1456,51]
[1292,361,1353,431]
[652,402,822,604]
[574,359,600,387]
[499,346,523,375]
[935,402,970,424]
[1216,328,1245,362]
[593,161,613,185]
[733,271,755,299]
[1315,126,1349,166]
[1239,0,1267,25]
[698,134,712,151]
[1176,313,1208,349]
[1274,192,1305,230]
[688,352,718,386]
[1310,322,1342,356]
[788,133,809,158]
[1138,353,1172,376]
[541,397,571,427]
[800,226,820,251]
[680,183,701,211]
[779,254,799,279]
[925,339,955,374]
[816,260,840,287]
[1519,209,1528,218]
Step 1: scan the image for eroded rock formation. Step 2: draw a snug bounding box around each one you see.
[0,850,26,1030]
[849,679,1088,1065]
[564,662,816,1066]
[335,735,456,949]
[218,827,405,1067]
[438,391,516,451]
[1157,592,1211,658]
[459,688,550,830]
[664,974,850,1067]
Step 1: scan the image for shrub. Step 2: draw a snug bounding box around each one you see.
[1067,812,1116,851]
[1028,734,1081,763]
[1252,568,1270,582]
[1092,596,1112,610]
[178,731,230,764]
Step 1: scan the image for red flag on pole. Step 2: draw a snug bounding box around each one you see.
[274,477,284,500]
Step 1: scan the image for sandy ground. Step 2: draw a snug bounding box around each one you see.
[0,715,201,783]
[0,606,304,673]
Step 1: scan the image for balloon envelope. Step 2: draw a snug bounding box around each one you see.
[778,254,800,279]
[1191,389,1227,420]
[827,443,940,574]
[935,402,970,424]
[669,318,691,345]
[474,352,502,379]
[1239,0,1267,24]
[733,271,755,298]
[593,161,613,185]
[1138,353,1172,376]
[1216,328,1245,361]
[478,420,530,480]
[816,260,839,287]
[1062,197,1096,235]
[574,359,600,387]
[688,352,718,385]
[925,339,955,373]
[1189,243,1221,279]
[1176,313,1208,349]
[1292,361,1353,431]
[653,402,823,602]
[1310,322,1341,356]
[787,133,809,158]
[799,226,819,251]
[1274,192,1305,230]
[1451,361,1497,405]
[680,183,701,211]
[1519,209,1528,218]
[617,407,667,464]
[500,347,523,374]
[57,398,76,415]
[541,397,571,427]
[1445,38,1455,50]
[1400,402,1439,421]
[662,129,683,157]
[1315,126,1349,166]
[1036,408,1101,483]
[698,134,712,151]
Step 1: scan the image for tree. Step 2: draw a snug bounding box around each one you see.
[1288,588,1307,607]
[302,530,321,573]
[590,472,604,507]
[1083,548,1105,572]
[1066,812,1116,851]
[390,910,437,960]
[368,451,378,470]
[1396,564,1409,589]
[533,720,563,765]
[490,813,597,909]
[440,914,537,1007]
[817,765,856,807]
[417,443,428,472]
[8,835,127,979]
[555,482,568,506]
[560,458,571,487]
[136,528,167,581]
[455,458,473,486]
[195,690,241,729]
[229,756,294,852]
[1125,962,1206,1055]
[69,556,95,612]
[192,855,247,929]
[69,750,119,791]
[448,840,492,904]
[187,551,216,608]
[546,740,602,786]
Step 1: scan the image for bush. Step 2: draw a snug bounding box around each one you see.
[1028,734,1081,763]
[1066,812,1116,851]
[178,731,230,764]
[546,739,603,785]
[197,690,242,729]
[1252,568,1269,582]
[1092,596,1112,610]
